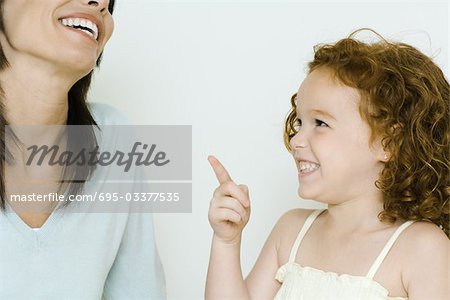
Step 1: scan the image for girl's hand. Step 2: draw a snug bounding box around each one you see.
[207,155,251,245]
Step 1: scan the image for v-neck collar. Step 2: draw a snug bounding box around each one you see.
[2,201,65,245]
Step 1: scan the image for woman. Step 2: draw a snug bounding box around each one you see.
[0,0,166,298]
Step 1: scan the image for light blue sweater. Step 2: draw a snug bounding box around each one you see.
[0,103,166,299]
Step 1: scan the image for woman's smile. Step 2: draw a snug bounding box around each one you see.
[59,21,99,44]
[59,18,98,42]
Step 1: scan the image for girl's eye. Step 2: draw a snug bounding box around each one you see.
[293,119,302,131]
[293,118,328,130]
[315,119,329,127]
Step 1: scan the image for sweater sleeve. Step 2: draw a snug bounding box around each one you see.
[101,210,166,300]
[90,103,166,299]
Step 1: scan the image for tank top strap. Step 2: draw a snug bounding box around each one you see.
[366,220,415,279]
[288,209,326,263]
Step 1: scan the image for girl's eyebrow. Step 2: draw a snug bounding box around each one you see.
[297,108,337,121]
[310,109,337,121]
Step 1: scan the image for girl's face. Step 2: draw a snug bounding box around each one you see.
[0,0,114,75]
[290,68,386,205]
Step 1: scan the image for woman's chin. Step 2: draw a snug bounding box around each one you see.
[72,61,96,74]
[58,51,98,73]
[62,61,96,79]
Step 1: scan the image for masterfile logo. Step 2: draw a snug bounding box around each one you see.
[4,125,192,213]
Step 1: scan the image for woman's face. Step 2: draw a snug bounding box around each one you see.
[0,0,114,75]
[289,67,385,205]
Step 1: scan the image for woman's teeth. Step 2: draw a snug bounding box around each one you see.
[59,18,99,41]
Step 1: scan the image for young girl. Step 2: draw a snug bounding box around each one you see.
[205,29,449,300]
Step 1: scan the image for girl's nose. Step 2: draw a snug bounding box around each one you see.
[290,131,308,149]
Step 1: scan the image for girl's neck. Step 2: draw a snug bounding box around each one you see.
[322,195,389,235]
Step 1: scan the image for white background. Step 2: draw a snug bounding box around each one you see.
[89,1,448,299]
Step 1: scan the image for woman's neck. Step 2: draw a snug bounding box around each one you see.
[1,55,80,125]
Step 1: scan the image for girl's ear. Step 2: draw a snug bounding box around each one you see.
[380,123,402,162]
[372,135,389,163]
[375,147,389,163]
[373,141,389,163]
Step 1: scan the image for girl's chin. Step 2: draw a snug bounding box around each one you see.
[297,187,315,200]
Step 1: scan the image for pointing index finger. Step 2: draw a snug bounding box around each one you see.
[208,155,233,184]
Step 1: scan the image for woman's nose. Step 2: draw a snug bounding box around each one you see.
[86,0,109,13]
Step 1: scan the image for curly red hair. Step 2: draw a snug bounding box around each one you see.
[284,29,449,237]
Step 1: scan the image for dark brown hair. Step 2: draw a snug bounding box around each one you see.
[284,29,449,237]
[0,0,116,210]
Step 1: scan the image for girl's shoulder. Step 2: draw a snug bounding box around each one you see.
[273,208,318,265]
[395,220,449,297]
[395,219,448,260]
[401,219,448,243]
[394,220,448,261]
[273,208,317,238]
[276,208,316,228]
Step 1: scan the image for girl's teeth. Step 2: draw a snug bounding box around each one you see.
[299,163,320,172]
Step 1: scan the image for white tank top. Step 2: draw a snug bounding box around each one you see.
[274,209,415,300]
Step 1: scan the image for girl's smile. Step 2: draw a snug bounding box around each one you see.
[288,67,387,204]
